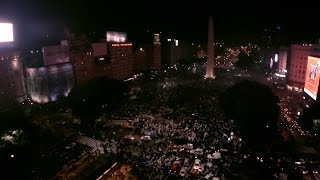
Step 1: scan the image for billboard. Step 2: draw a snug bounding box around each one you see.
[92,43,107,57]
[43,45,70,66]
[0,23,13,43]
[106,31,127,42]
[304,56,320,100]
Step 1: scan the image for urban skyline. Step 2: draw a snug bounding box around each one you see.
[1,1,320,179]
[2,1,320,46]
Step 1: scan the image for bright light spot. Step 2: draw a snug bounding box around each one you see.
[11,60,18,70]
[0,23,14,42]
[175,40,179,46]
[274,54,278,62]
[167,39,171,42]
[275,73,285,77]
[297,111,301,116]
[10,154,14,158]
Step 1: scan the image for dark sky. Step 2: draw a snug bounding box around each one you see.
[1,0,320,46]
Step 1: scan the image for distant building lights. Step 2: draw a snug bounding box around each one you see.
[111,43,132,47]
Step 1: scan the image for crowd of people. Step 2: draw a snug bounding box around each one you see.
[90,70,248,179]
[55,66,319,179]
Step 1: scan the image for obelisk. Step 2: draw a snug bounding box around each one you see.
[205,16,215,79]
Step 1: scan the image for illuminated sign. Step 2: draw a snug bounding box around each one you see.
[0,23,14,42]
[106,31,127,42]
[111,43,132,47]
[304,56,320,100]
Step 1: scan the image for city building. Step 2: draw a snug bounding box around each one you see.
[91,42,111,78]
[151,33,161,70]
[109,42,134,80]
[68,34,96,83]
[0,50,27,109]
[133,48,147,74]
[161,38,180,67]
[24,44,75,103]
[278,46,289,74]
[26,63,74,103]
[105,31,134,80]
[287,44,320,90]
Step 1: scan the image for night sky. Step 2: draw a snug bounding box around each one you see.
[1,0,320,46]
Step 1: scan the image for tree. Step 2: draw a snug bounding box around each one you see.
[235,51,253,69]
[68,77,128,131]
[220,80,280,150]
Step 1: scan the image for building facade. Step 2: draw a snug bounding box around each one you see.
[278,46,289,73]
[287,44,320,90]
[133,48,147,74]
[151,33,161,70]
[109,43,134,80]
[0,51,27,109]
[26,63,74,103]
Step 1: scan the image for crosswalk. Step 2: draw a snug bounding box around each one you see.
[76,136,105,154]
[109,120,127,125]
[105,143,118,154]
[298,146,317,154]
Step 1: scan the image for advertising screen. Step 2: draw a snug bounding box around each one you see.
[106,31,127,42]
[0,23,14,42]
[43,45,70,66]
[304,56,320,100]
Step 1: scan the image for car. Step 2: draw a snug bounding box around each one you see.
[193,159,201,170]
[140,135,151,141]
[183,158,190,166]
[179,167,188,177]
[186,143,193,149]
[198,164,205,172]
[194,148,204,155]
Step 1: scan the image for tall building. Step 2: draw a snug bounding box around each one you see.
[109,42,134,80]
[152,33,161,70]
[133,48,147,74]
[0,50,27,109]
[287,44,320,90]
[205,16,215,79]
[69,35,95,83]
[278,46,289,73]
[91,43,111,78]
[24,44,74,103]
[161,38,181,67]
